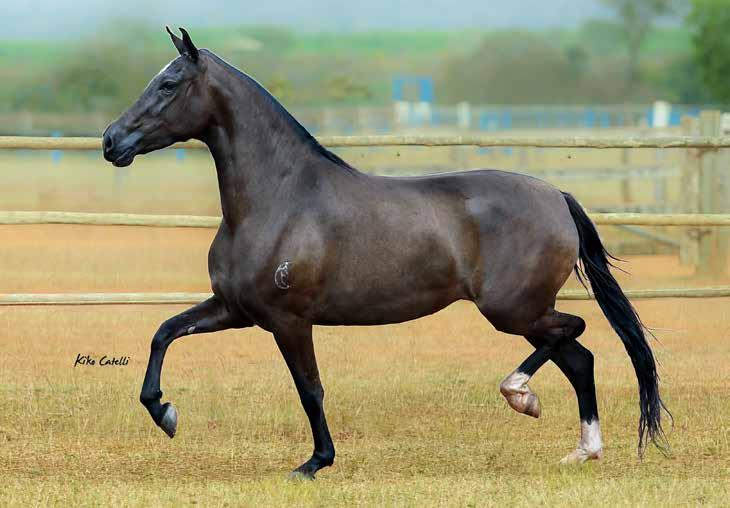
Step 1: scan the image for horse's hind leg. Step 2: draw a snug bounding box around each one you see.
[538,338,603,465]
[499,309,585,418]
[500,308,603,464]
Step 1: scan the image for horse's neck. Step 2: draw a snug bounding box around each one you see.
[202,74,321,227]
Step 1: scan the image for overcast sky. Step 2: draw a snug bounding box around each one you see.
[4,1,615,39]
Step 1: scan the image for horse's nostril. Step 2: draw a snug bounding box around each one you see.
[103,134,114,152]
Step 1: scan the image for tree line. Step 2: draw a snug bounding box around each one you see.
[2,0,728,115]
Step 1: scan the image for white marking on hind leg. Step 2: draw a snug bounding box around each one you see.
[500,370,541,418]
[559,419,604,465]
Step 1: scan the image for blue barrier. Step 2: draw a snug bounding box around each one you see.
[51,131,62,164]
[600,112,611,128]
[501,110,513,129]
[584,109,596,128]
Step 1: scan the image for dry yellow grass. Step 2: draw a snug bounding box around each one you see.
[1,299,730,506]
[1,226,730,506]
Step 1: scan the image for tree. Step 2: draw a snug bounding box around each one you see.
[688,0,730,103]
[601,0,678,92]
[439,32,578,104]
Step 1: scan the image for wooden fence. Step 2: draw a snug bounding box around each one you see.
[2,124,730,305]
[4,210,730,228]
[2,287,730,306]
[1,134,730,150]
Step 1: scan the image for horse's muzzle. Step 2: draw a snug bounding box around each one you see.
[102,124,139,167]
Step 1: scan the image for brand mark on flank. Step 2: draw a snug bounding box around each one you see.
[275,261,292,290]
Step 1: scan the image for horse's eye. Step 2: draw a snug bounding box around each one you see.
[160,81,177,94]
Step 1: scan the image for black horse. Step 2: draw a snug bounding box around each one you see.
[103,28,668,479]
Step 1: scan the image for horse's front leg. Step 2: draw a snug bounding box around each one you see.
[140,296,249,437]
[274,325,335,480]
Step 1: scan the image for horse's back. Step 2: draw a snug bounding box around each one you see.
[380,168,578,255]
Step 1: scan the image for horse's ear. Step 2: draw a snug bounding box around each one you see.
[166,26,186,56]
[179,27,199,62]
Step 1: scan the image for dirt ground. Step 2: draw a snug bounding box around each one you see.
[0,226,729,506]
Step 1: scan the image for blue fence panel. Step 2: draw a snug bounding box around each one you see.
[600,112,611,128]
[500,110,513,130]
[51,131,62,164]
[669,108,681,126]
[583,109,596,128]
[478,112,490,131]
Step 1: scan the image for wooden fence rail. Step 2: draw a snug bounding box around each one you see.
[0,211,221,228]
[3,287,730,306]
[4,210,730,228]
[2,135,730,150]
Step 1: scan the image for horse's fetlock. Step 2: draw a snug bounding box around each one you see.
[140,390,162,405]
[316,448,335,466]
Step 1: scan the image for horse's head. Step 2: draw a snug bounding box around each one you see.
[103,27,213,167]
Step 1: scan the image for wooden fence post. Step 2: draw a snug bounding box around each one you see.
[680,115,700,266]
[620,148,632,209]
[697,110,726,276]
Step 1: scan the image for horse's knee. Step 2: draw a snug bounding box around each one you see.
[299,385,324,411]
[139,389,162,406]
[151,318,181,351]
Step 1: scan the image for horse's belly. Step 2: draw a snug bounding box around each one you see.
[315,290,460,326]
[313,261,465,326]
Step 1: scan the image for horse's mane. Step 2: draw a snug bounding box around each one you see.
[203,50,356,173]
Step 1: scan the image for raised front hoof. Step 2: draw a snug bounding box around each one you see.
[501,389,541,418]
[558,448,603,466]
[159,402,178,438]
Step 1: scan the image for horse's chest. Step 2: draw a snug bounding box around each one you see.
[208,226,252,299]
[207,223,305,322]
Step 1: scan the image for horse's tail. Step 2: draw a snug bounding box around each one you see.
[562,192,670,457]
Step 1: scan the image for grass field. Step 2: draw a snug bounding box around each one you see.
[1,224,729,506]
[0,23,693,113]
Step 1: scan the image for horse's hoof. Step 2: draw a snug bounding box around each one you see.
[501,387,541,418]
[288,470,315,482]
[159,402,178,438]
[521,392,541,418]
[500,372,541,418]
[559,447,603,466]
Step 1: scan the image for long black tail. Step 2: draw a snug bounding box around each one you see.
[563,192,669,457]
